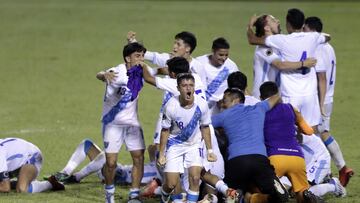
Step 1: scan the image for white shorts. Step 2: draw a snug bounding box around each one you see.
[317,103,333,133]
[202,125,225,179]
[282,94,321,126]
[306,156,331,184]
[164,145,203,173]
[103,124,145,153]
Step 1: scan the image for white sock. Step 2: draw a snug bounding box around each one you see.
[61,139,93,175]
[154,186,162,195]
[215,180,229,196]
[324,136,346,170]
[28,180,52,193]
[74,152,106,181]
[129,188,140,199]
[104,184,115,203]
[309,183,335,197]
[161,187,170,202]
[187,190,199,203]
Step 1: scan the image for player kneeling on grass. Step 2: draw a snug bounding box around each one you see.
[44,139,160,187]
[157,73,217,203]
[260,81,322,203]
[0,137,64,193]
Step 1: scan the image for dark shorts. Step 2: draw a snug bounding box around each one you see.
[224,154,288,202]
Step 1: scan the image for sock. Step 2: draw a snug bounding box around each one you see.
[187,190,199,203]
[104,184,115,203]
[28,180,52,193]
[323,136,346,170]
[161,187,170,202]
[61,139,93,175]
[309,183,335,197]
[215,180,229,196]
[171,193,183,203]
[129,188,140,199]
[74,152,106,181]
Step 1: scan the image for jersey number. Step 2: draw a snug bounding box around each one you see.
[299,51,310,75]
[329,60,335,85]
[175,121,184,129]
[117,87,126,95]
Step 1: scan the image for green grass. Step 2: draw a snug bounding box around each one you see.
[0,0,359,202]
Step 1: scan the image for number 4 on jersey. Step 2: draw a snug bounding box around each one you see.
[299,51,310,75]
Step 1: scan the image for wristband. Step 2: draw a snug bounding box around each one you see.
[207,149,213,154]
[301,61,304,67]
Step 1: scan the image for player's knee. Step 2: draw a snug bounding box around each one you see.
[132,155,144,167]
[16,184,28,193]
[105,159,117,169]
[189,174,201,186]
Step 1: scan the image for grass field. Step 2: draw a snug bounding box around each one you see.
[0,0,359,202]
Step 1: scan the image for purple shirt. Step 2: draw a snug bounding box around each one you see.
[264,103,304,157]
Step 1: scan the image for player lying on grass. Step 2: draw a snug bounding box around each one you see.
[0,137,64,193]
[44,139,161,186]
[281,134,346,198]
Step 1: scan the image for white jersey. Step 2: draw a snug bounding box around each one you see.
[0,138,42,173]
[196,54,239,102]
[153,73,206,144]
[245,95,260,106]
[315,43,336,104]
[265,32,326,97]
[145,51,207,86]
[102,64,141,127]
[114,162,159,185]
[252,46,281,99]
[162,95,211,149]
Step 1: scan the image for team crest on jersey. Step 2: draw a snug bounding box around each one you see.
[266,49,273,56]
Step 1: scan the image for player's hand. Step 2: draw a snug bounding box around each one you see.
[104,71,118,84]
[320,105,326,117]
[127,31,137,43]
[207,152,217,162]
[157,155,166,167]
[248,14,258,27]
[303,58,317,68]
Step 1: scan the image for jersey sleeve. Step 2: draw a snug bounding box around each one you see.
[161,101,173,129]
[199,101,211,126]
[316,33,326,44]
[265,35,284,50]
[256,47,281,64]
[315,49,326,72]
[155,77,178,94]
[144,51,170,67]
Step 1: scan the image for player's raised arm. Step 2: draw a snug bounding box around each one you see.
[247,15,266,45]
[127,31,137,43]
[96,70,118,84]
[140,63,157,86]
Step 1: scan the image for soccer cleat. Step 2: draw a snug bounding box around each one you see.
[140,178,160,198]
[47,175,65,191]
[303,190,324,203]
[273,177,289,203]
[330,177,346,198]
[339,166,354,187]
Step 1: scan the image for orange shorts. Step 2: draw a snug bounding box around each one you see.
[269,155,309,193]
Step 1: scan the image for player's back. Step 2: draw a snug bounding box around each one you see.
[301,135,330,165]
[0,138,41,172]
[319,43,336,103]
[265,32,326,96]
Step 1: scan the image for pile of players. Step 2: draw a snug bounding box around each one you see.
[0,8,354,203]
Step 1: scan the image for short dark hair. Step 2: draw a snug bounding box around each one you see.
[212,37,230,50]
[176,73,195,86]
[304,16,323,32]
[286,8,305,30]
[260,81,279,100]
[175,31,197,54]
[166,57,190,75]
[123,42,146,61]
[227,71,247,91]
[254,15,268,37]
[224,88,245,104]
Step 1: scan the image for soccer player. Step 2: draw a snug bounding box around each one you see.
[196,37,239,114]
[157,73,217,203]
[45,139,160,186]
[250,14,317,99]
[247,9,330,128]
[227,71,260,106]
[211,88,288,203]
[304,16,354,187]
[0,137,64,193]
[96,42,147,202]
[260,81,320,203]
[128,30,207,86]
